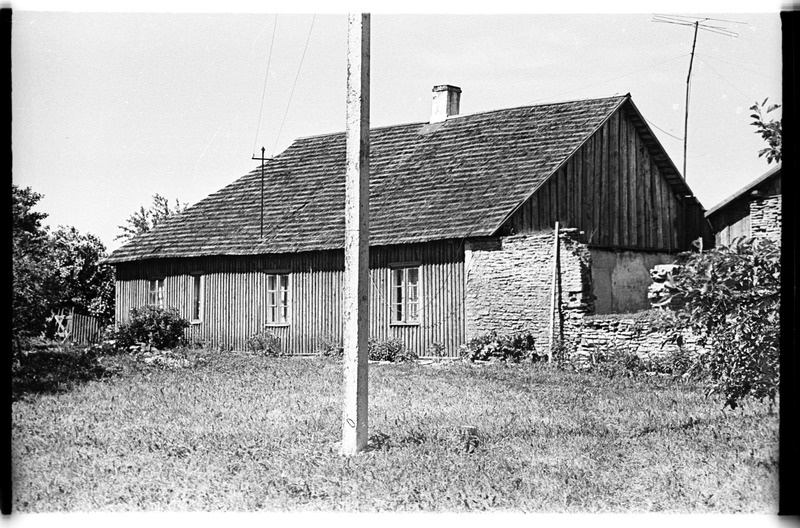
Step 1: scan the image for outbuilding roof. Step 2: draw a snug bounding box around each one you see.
[109,94,652,263]
[705,164,781,218]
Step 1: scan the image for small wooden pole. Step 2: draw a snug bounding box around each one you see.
[341,12,370,455]
[548,222,560,362]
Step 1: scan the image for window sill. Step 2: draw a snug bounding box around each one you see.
[190,320,202,325]
[265,323,291,328]
[390,322,420,327]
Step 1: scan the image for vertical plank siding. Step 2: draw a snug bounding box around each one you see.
[506,106,704,251]
[115,240,465,356]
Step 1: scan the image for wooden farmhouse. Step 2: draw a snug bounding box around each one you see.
[706,164,781,247]
[107,86,708,356]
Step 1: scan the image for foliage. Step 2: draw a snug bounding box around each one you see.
[12,186,115,343]
[749,98,782,164]
[245,328,283,356]
[590,346,702,381]
[46,226,115,324]
[114,306,191,351]
[669,237,780,409]
[368,337,417,363]
[315,334,344,358]
[13,186,57,340]
[459,330,540,363]
[116,193,188,242]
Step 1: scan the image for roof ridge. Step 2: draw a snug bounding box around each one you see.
[289,94,628,144]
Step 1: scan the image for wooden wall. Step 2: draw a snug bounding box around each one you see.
[114,240,465,356]
[504,104,707,251]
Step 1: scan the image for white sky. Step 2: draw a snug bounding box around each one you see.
[10,2,784,253]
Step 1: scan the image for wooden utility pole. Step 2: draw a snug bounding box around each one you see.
[341,13,370,455]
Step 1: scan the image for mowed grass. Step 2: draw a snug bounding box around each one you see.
[12,352,778,512]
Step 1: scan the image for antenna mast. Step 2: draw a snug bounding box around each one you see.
[652,14,743,182]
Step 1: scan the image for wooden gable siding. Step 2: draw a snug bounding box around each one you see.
[505,106,705,251]
[114,240,465,356]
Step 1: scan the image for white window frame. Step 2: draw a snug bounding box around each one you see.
[265,272,291,326]
[390,263,421,326]
[148,278,165,309]
[190,274,204,324]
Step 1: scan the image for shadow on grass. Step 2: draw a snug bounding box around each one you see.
[12,346,120,401]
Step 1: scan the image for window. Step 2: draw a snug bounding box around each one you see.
[148,278,164,308]
[191,274,204,323]
[391,266,420,324]
[266,273,290,325]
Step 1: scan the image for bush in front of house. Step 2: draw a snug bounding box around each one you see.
[368,337,417,363]
[245,328,283,356]
[668,236,780,409]
[114,306,191,351]
[459,331,540,363]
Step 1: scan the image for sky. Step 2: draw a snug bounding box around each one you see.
[11,2,784,254]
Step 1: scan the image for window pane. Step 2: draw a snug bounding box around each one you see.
[408,301,418,322]
[192,276,201,320]
[280,274,289,291]
[393,269,403,288]
[267,274,276,292]
[408,268,419,286]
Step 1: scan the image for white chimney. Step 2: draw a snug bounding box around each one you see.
[430,84,461,123]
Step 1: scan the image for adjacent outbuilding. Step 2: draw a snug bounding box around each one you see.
[705,164,782,247]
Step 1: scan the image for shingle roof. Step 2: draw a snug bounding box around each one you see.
[705,164,781,218]
[107,94,628,263]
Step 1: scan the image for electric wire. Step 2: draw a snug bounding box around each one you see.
[696,56,756,102]
[530,53,690,105]
[272,14,317,157]
[644,117,683,141]
[252,14,279,157]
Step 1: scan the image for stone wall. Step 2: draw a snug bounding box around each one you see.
[573,312,708,366]
[750,195,781,243]
[465,229,593,351]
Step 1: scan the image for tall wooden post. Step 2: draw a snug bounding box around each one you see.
[341,13,370,455]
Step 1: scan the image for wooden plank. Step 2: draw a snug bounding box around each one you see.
[633,122,644,248]
[620,112,630,247]
[600,121,609,246]
[584,134,595,240]
[641,141,651,249]
[609,113,619,246]
[573,152,582,235]
[530,191,540,232]
[627,119,637,248]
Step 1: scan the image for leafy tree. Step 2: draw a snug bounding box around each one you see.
[116,194,187,242]
[671,237,780,409]
[750,98,781,164]
[47,226,115,324]
[13,185,115,343]
[13,185,57,339]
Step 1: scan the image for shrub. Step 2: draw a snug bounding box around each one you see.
[245,328,283,356]
[368,338,417,363]
[114,306,190,351]
[459,331,540,363]
[669,237,780,409]
[316,334,344,358]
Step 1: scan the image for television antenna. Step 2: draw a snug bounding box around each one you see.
[652,14,746,182]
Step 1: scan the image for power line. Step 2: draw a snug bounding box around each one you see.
[644,117,683,141]
[272,14,317,157]
[252,15,279,157]
[696,56,755,102]
[698,52,782,83]
[530,53,690,105]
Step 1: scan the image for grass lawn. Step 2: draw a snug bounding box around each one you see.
[11,350,779,512]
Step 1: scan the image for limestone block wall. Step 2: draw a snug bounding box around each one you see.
[750,195,781,243]
[465,229,594,351]
[573,313,708,367]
